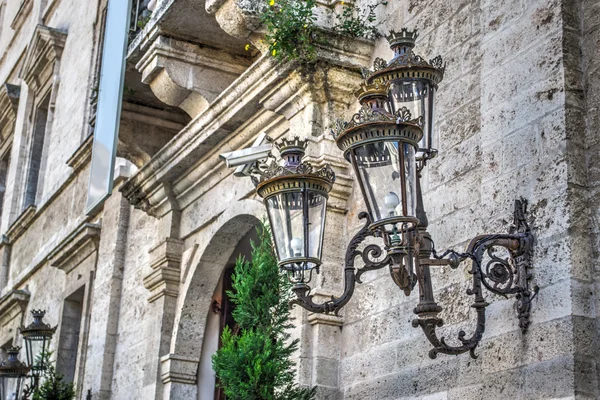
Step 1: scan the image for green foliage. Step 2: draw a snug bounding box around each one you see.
[212,223,316,400]
[260,0,387,64]
[262,0,318,63]
[333,1,388,39]
[32,353,75,400]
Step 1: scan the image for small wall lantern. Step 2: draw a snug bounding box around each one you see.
[0,347,30,400]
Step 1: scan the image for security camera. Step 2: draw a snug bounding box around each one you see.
[219,132,273,177]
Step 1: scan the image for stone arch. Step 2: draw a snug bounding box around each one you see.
[171,198,265,359]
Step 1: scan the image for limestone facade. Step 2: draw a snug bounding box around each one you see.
[0,0,597,399]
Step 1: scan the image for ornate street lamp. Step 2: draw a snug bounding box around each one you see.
[228,28,538,359]
[254,137,335,286]
[0,347,30,400]
[20,310,56,379]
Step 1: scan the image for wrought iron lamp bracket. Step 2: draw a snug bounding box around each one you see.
[290,212,412,315]
[412,198,538,359]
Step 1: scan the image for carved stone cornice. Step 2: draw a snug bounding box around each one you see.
[66,134,94,173]
[19,25,67,91]
[121,35,373,217]
[0,289,30,332]
[48,223,101,274]
[6,205,36,243]
[143,238,184,303]
[0,84,20,148]
[11,0,33,32]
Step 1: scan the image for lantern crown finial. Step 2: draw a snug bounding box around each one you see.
[6,346,21,358]
[385,28,419,51]
[354,80,389,104]
[275,137,309,168]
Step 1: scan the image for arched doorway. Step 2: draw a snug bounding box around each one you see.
[197,228,257,400]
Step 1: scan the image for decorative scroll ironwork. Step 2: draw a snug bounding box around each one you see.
[290,212,412,314]
[331,106,417,139]
[412,199,538,359]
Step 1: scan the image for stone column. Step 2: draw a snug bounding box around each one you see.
[81,189,130,400]
[138,184,187,400]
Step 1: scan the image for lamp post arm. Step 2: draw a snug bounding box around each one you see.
[291,212,392,315]
[413,199,538,359]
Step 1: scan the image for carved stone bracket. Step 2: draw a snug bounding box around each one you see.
[143,238,184,303]
[136,35,251,117]
[0,289,30,342]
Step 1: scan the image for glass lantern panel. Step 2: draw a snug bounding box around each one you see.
[25,338,47,373]
[389,80,436,157]
[0,376,22,400]
[307,191,327,262]
[267,192,305,264]
[352,141,417,222]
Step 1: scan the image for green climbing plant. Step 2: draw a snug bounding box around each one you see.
[212,223,315,400]
[261,0,319,63]
[333,0,388,39]
[259,0,388,64]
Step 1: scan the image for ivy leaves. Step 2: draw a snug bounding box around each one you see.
[260,0,388,64]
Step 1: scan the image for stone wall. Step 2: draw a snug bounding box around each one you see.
[334,0,598,399]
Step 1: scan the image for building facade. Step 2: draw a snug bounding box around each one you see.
[0,0,598,399]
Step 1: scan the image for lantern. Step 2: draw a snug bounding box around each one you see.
[20,310,56,378]
[0,347,30,400]
[366,28,445,161]
[255,137,335,285]
[334,84,423,242]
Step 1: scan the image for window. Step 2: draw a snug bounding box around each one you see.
[56,286,85,384]
[23,94,50,210]
[0,149,10,219]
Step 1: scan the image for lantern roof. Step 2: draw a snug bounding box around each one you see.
[252,137,336,198]
[0,347,30,378]
[20,310,56,340]
[332,106,424,157]
[363,28,446,87]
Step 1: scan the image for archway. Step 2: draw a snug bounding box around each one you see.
[198,227,257,400]
[164,199,265,399]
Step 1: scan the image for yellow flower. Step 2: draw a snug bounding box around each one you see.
[245,44,250,51]
[269,0,275,5]
[272,49,277,56]
[303,24,308,28]
[341,1,345,4]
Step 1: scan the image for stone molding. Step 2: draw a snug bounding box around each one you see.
[307,312,344,327]
[19,25,67,92]
[66,134,93,173]
[160,353,199,385]
[0,83,20,149]
[10,0,33,32]
[136,35,251,117]
[121,36,373,216]
[5,204,36,243]
[47,222,101,274]
[143,238,184,303]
